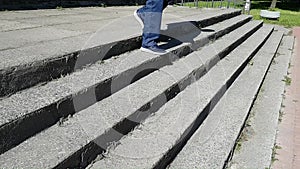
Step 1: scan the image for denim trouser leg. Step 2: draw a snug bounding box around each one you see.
[138,0,164,48]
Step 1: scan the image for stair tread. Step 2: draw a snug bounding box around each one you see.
[0,26,86,51]
[169,29,283,169]
[0,15,252,126]
[90,24,275,169]
[0,14,252,156]
[0,20,262,168]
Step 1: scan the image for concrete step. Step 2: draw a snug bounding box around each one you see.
[0,20,263,168]
[0,8,241,98]
[227,34,294,169]
[169,29,283,169]
[0,14,253,155]
[88,24,275,169]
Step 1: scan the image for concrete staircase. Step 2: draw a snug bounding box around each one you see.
[0,7,294,168]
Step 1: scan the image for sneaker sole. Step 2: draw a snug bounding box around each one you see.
[134,10,144,29]
[140,47,167,55]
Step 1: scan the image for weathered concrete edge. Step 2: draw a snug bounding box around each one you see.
[157,25,273,169]
[90,22,270,169]
[228,35,294,169]
[0,36,142,98]
[168,26,276,169]
[224,32,284,168]
[54,21,261,169]
[0,10,242,98]
[0,13,248,155]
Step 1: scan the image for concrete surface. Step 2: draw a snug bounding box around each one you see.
[0,7,240,69]
[0,5,292,169]
[169,25,278,169]
[0,13,251,155]
[0,6,241,97]
[228,33,293,169]
[260,10,280,19]
[0,20,262,168]
[90,24,274,169]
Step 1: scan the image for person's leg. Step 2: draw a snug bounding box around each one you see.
[138,0,164,48]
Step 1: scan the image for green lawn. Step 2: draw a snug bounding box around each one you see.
[182,1,300,27]
[250,8,300,28]
[250,1,300,27]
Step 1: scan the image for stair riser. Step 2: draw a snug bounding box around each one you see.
[0,36,141,98]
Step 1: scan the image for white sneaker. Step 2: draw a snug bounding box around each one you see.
[140,45,167,55]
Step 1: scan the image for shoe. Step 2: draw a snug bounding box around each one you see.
[134,10,144,28]
[141,45,167,55]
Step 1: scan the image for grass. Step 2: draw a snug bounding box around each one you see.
[248,59,254,66]
[100,3,107,8]
[271,143,282,163]
[236,141,242,151]
[182,1,300,27]
[282,75,292,85]
[278,110,284,123]
[234,129,249,152]
[56,6,64,10]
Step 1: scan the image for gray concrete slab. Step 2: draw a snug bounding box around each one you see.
[0,14,252,126]
[0,20,37,32]
[89,24,274,169]
[274,25,292,35]
[169,27,281,169]
[0,27,86,50]
[0,20,262,169]
[0,8,90,20]
[228,35,294,169]
[0,15,254,150]
[0,14,252,155]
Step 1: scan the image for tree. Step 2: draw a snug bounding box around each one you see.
[270,0,277,8]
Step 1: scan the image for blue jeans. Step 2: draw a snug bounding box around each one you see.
[138,0,173,48]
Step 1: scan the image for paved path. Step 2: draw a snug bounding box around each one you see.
[273,27,300,169]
